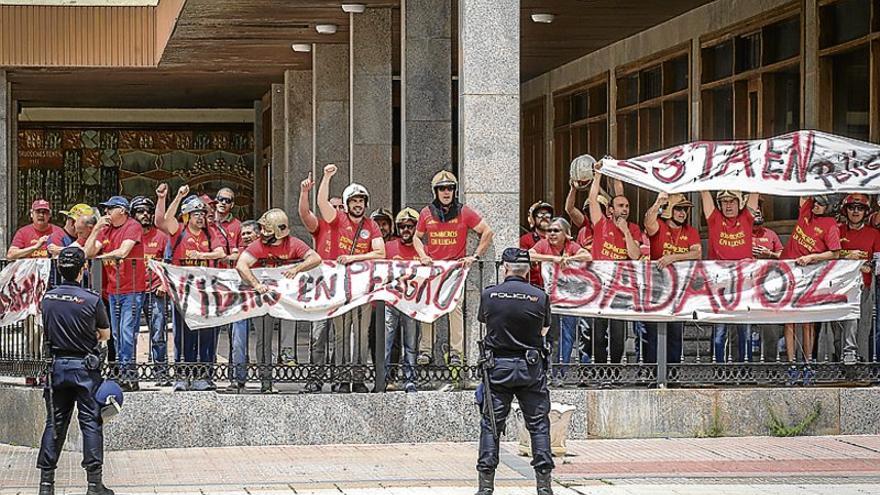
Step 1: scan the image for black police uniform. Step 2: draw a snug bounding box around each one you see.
[37,279,110,475]
[476,251,555,476]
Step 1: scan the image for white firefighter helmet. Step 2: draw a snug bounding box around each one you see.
[395,207,419,225]
[342,183,370,207]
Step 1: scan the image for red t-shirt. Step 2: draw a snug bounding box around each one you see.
[169,227,224,266]
[328,213,382,257]
[312,219,336,259]
[648,221,700,260]
[244,236,312,268]
[10,224,66,258]
[520,231,545,286]
[416,205,483,260]
[213,217,242,254]
[838,222,880,288]
[753,226,783,254]
[707,209,754,260]
[782,198,841,260]
[142,227,170,291]
[576,224,594,250]
[529,238,582,288]
[96,217,146,295]
[385,239,419,260]
[591,217,644,261]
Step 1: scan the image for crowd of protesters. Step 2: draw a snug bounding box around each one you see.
[5,157,880,393]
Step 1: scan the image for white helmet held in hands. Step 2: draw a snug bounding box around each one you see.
[570,154,597,191]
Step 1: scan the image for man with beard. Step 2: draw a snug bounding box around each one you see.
[83,196,145,391]
[130,196,171,386]
[371,208,396,241]
[824,194,879,364]
[236,209,321,393]
[317,164,386,393]
[643,193,701,364]
[155,184,226,391]
[751,202,782,260]
[781,195,841,380]
[587,165,646,364]
[414,170,493,369]
[700,190,760,363]
[383,208,422,393]
[520,201,554,288]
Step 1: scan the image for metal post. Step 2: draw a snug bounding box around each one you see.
[657,321,668,388]
[374,302,386,393]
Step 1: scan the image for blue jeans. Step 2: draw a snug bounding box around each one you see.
[576,318,592,364]
[385,308,418,386]
[172,307,219,380]
[714,324,753,362]
[230,319,251,384]
[143,292,168,373]
[643,322,683,364]
[108,292,145,381]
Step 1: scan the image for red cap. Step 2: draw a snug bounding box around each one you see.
[31,199,51,211]
[200,194,215,205]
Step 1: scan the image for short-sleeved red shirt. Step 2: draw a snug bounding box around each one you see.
[327,213,382,257]
[10,224,66,258]
[591,217,644,261]
[213,216,242,254]
[169,226,224,266]
[838,222,880,287]
[576,224,594,250]
[244,236,312,268]
[782,198,841,260]
[753,226,783,254]
[529,238,582,288]
[707,209,754,260]
[142,227,170,291]
[312,219,336,259]
[385,239,419,260]
[96,217,146,295]
[648,221,701,260]
[416,205,483,260]
[520,231,545,286]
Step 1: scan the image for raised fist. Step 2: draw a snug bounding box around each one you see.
[323,163,338,177]
[156,183,168,199]
[177,185,190,198]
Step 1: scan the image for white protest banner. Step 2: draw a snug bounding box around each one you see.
[542,259,862,323]
[0,259,51,327]
[600,130,880,195]
[149,259,469,329]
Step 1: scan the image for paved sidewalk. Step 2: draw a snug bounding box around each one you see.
[3,436,880,494]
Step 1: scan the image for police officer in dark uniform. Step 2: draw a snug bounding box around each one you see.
[37,247,115,495]
[476,248,554,495]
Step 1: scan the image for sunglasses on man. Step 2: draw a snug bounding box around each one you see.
[215,196,234,205]
[846,204,870,212]
[437,185,455,192]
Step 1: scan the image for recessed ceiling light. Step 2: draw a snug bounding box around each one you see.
[291,43,311,53]
[531,13,555,24]
[316,24,338,35]
[342,4,365,13]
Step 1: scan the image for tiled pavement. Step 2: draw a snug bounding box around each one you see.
[3,436,880,494]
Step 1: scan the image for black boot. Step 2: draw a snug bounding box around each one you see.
[475,470,494,495]
[39,469,54,495]
[85,468,115,495]
[536,469,553,495]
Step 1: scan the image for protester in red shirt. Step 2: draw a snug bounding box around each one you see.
[414,170,493,370]
[155,184,226,392]
[236,208,321,394]
[316,163,386,393]
[520,201,554,287]
[6,199,66,260]
[751,203,783,260]
[371,208,397,242]
[781,195,841,372]
[81,195,145,391]
[212,187,242,266]
[383,208,422,393]
[641,193,701,364]
[826,193,880,364]
[700,189,760,364]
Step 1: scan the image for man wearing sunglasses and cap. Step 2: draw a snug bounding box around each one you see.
[520,201,554,288]
[83,196,145,392]
[7,199,66,260]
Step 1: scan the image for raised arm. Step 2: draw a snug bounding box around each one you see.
[644,192,668,237]
[700,191,715,221]
[747,192,760,212]
[155,183,187,236]
[588,170,604,227]
[298,173,319,234]
[317,164,339,223]
[565,184,585,229]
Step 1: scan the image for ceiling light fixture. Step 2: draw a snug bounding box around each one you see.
[291,43,311,53]
[341,4,366,13]
[531,13,555,24]
[316,24,338,35]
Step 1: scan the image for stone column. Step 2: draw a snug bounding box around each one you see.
[351,8,393,212]
[252,99,265,217]
[314,44,350,198]
[0,71,9,251]
[284,69,314,239]
[458,0,520,362]
[402,0,452,210]
[269,84,285,209]
[803,0,819,128]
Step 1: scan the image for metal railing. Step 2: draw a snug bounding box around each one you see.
[1,258,879,391]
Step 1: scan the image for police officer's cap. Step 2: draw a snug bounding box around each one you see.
[57,247,86,271]
[502,247,530,264]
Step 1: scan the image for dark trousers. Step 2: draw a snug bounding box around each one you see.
[37,359,103,472]
[477,357,554,473]
[173,307,218,379]
[592,318,626,363]
[643,322,684,364]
